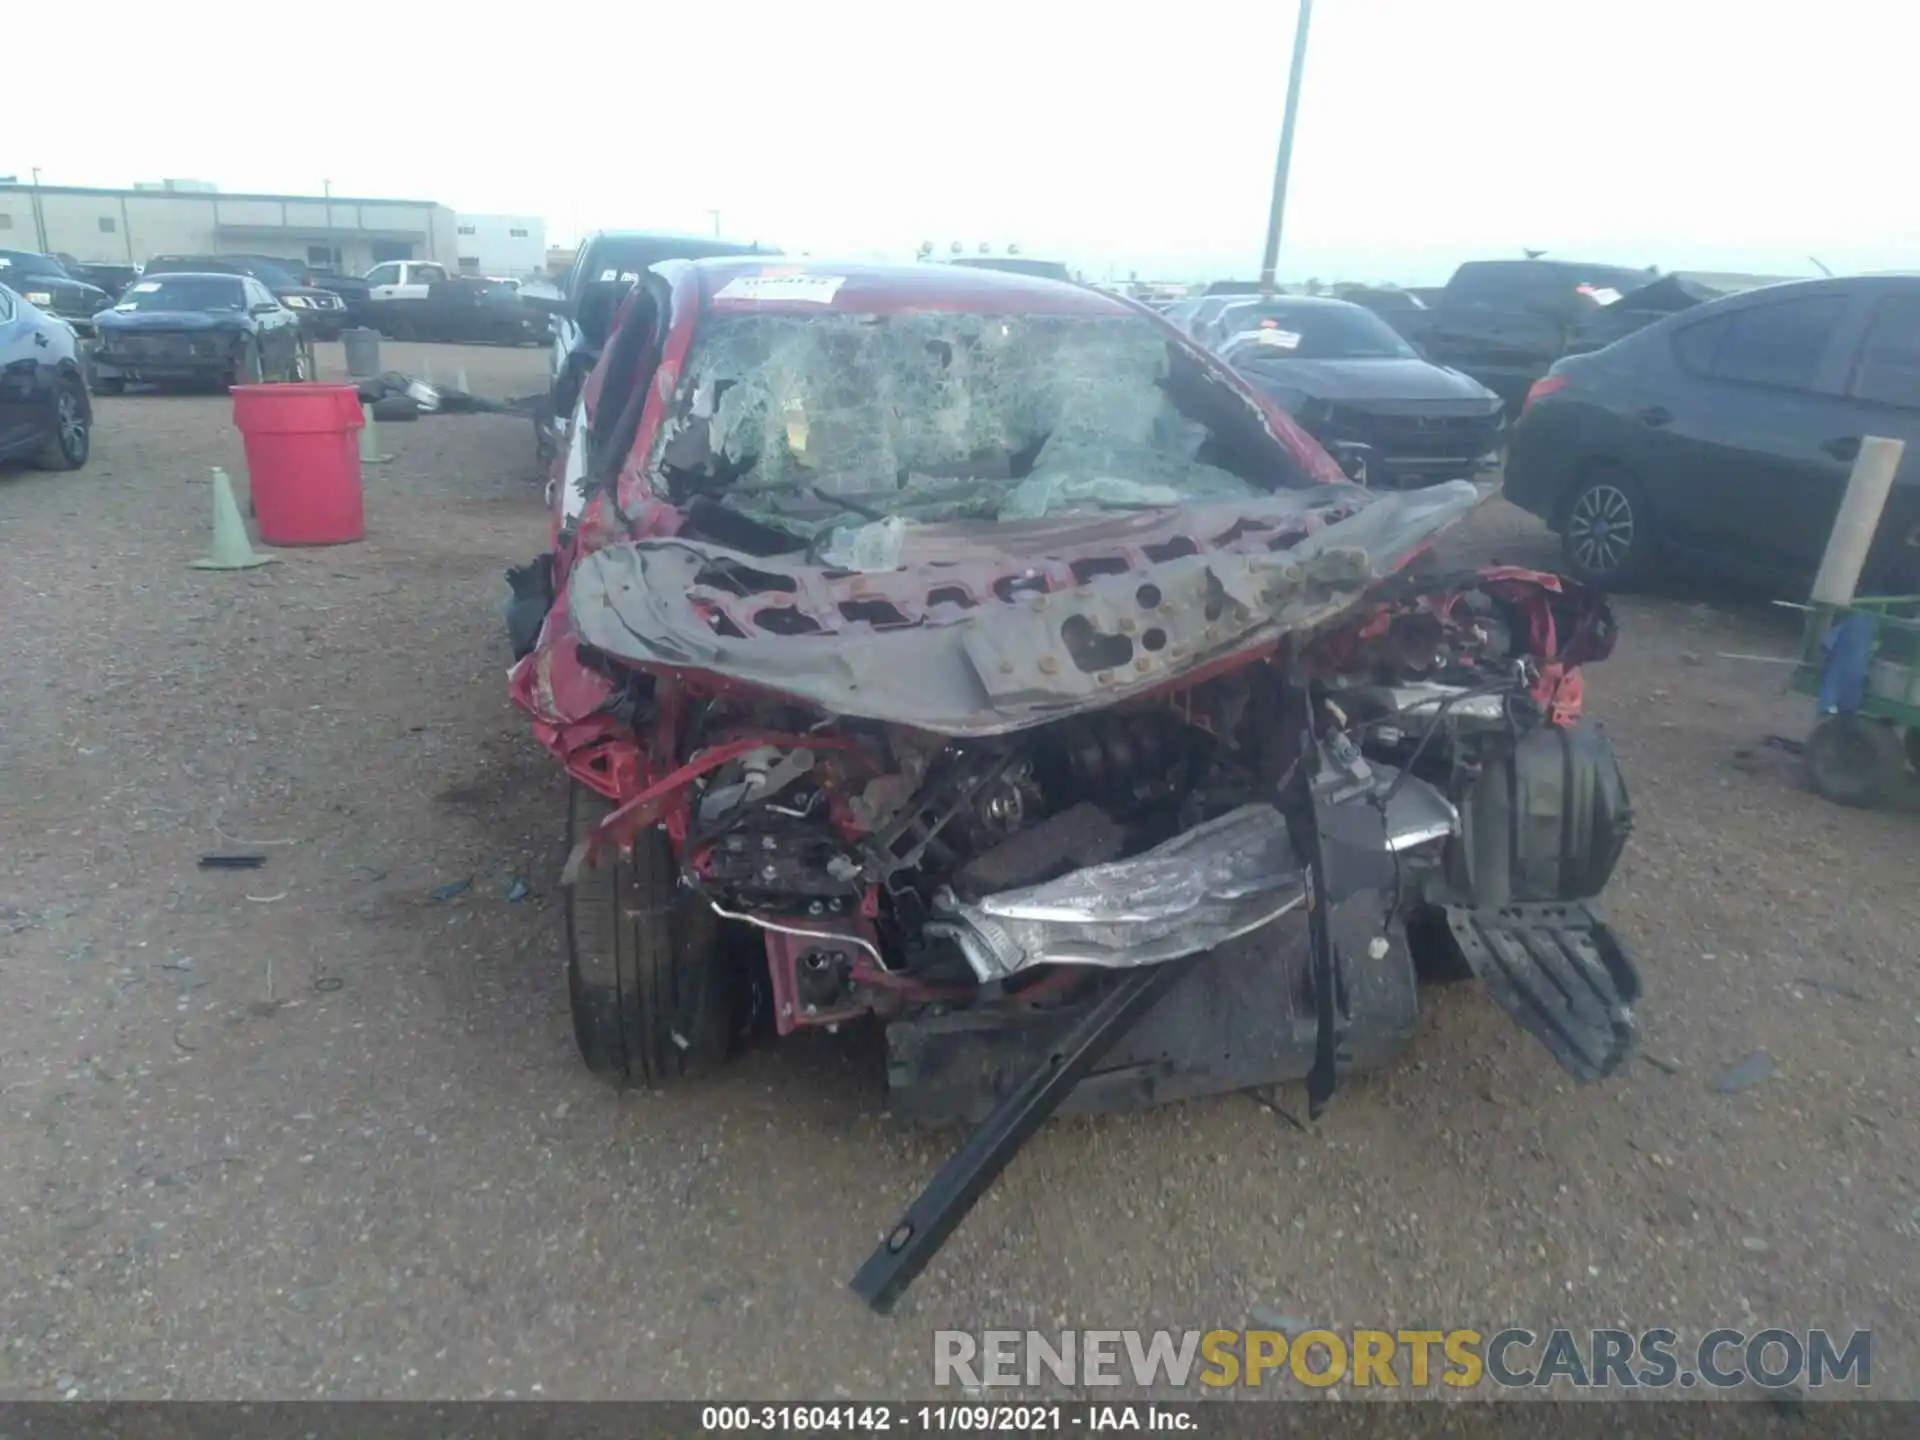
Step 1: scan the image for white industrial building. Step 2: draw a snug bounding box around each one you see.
[453,214,548,277]
[0,181,460,275]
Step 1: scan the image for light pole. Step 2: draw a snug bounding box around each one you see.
[706,209,722,238]
[1257,0,1314,294]
[29,166,49,253]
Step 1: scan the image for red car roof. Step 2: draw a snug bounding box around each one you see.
[656,256,1135,318]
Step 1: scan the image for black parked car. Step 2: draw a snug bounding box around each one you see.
[143,254,349,340]
[305,267,374,328]
[1377,258,1659,414]
[0,249,111,339]
[0,283,92,471]
[1559,272,1794,358]
[66,263,143,302]
[1504,275,1920,591]
[424,277,551,345]
[1216,296,1505,488]
[91,273,309,392]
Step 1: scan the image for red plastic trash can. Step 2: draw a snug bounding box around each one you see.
[231,383,366,546]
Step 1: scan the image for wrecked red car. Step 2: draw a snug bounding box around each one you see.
[504,259,1639,1310]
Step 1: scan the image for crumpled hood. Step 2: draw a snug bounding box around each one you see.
[1237,356,1501,407]
[96,310,245,333]
[564,480,1484,736]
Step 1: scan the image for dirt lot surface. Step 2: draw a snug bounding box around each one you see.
[2,341,1915,1401]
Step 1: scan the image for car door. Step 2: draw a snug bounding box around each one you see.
[364,263,403,302]
[396,263,447,302]
[1638,288,1868,581]
[1837,285,1920,587]
[0,286,42,455]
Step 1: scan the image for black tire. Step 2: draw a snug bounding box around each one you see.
[565,783,731,1086]
[369,395,421,423]
[34,377,90,471]
[1405,908,1473,984]
[1806,714,1908,808]
[1560,464,1653,589]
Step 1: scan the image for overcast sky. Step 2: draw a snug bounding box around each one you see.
[17,0,1913,284]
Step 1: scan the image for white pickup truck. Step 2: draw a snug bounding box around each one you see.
[362,260,451,338]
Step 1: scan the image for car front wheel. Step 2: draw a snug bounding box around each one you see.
[1807,714,1910,808]
[565,783,733,1087]
[35,378,91,471]
[1561,465,1652,589]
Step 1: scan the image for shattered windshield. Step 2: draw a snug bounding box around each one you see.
[651,310,1312,560]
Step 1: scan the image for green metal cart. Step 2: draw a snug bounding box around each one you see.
[1790,595,1920,806]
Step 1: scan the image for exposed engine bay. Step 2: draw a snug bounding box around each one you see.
[519,551,1634,1099]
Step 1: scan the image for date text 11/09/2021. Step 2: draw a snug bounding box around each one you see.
[701,1406,1189,1432]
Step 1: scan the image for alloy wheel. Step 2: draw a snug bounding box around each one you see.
[57,390,87,462]
[1567,483,1635,575]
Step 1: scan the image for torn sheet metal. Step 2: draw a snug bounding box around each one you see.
[564,480,1482,736]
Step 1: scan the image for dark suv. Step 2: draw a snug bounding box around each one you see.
[1377,258,1659,413]
[142,254,349,339]
[0,250,111,338]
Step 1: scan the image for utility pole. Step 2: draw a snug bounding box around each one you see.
[1257,0,1314,294]
[706,209,722,238]
[28,166,50,254]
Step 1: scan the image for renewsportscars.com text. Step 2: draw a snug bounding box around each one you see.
[934,1327,1872,1391]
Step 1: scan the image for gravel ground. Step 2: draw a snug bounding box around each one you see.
[1,341,1915,1400]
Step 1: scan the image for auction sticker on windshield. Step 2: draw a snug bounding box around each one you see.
[715,275,846,305]
[1257,329,1303,349]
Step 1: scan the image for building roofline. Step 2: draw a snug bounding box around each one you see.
[0,182,447,208]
